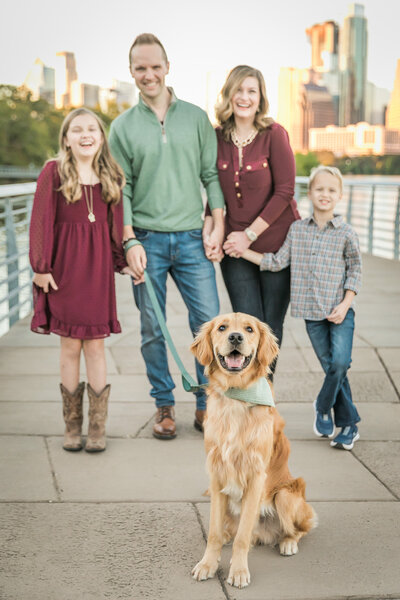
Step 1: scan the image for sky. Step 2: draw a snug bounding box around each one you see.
[1,0,399,118]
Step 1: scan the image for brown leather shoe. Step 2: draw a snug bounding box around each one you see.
[194,409,206,432]
[153,406,176,440]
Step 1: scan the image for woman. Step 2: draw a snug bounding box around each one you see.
[206,65,300,374]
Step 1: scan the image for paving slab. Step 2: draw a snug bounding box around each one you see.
[111,344,201,375]
[0,401,155,437]
[196,502,400,600]
[378,347,400,372]
[391,372,400,397]
[273,370,398,403]
[358,327,400,347]
[273,347,310,373]
[287,441,394,501]
[0,347,118,375]
[353,441,400,499]
[301,346,384,372]
[48,437,209,502]
[0,436,56,501]
[0,502,226,600]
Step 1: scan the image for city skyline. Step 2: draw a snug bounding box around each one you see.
[1,0,399,118]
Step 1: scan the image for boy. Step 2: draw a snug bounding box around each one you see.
[242,165,362,450]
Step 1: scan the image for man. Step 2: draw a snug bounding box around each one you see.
[109,33,224,440]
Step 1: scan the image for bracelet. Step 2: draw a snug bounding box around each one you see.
[122,237,137,247]
[124,239,143,253]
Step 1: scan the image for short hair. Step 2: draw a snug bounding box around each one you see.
[215,65,274,142]
[129,33,168,67]
[308,165,343,194]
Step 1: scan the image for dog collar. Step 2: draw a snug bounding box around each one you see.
[224,377,275,407]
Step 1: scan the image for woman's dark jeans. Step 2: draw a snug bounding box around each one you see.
[220,255,291,376]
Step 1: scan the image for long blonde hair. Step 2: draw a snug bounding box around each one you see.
[215,65,274,142]
[56,108,125,204]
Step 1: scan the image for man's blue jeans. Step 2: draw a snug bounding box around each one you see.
[305,309,360,427]
[132,228,219,410]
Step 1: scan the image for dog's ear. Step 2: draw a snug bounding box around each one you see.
[256,321,279,371]
[191,319,215,366]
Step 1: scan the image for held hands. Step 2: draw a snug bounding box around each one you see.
[223,231,251,258]
[126,244,147,285]
[120,266,136,278]
[203,217,224,262]
[32,273,58,293]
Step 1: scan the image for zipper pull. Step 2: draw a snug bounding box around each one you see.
[161,124,167,144]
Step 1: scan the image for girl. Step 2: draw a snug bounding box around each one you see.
[29,108,133,453]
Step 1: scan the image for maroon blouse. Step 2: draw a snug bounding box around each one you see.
[216,123,300,253]
[29,160,127,339]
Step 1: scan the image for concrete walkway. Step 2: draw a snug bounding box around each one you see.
[0,254,399,600]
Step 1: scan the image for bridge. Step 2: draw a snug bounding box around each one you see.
[0,180,400,598]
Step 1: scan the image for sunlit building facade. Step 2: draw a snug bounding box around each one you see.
[24,58,55,104]
[386,59,400,130]
[309,122,400,156]
[55,52,78,109]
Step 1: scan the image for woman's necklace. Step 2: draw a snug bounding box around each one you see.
[82,181,96,223]
[231,128,258,169]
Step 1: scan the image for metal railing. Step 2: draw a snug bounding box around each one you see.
[0,178,399,336]
[0,183,35,335]
[0,165,40,180]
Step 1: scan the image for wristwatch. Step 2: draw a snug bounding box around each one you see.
[245,228,258,242]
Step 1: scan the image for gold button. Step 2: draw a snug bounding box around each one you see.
[246,165,252,170]
[263,162,268,168]
[235,171,239,176]
[223,164,227,169]
[237,192,241,198]
[235,182,239,187]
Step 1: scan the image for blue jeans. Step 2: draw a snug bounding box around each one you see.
[132,228,219,410]
[305,309,360,427]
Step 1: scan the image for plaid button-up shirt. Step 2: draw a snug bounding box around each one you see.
[260,215,362,320]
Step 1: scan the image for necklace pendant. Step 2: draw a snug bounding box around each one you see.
[88,212,96,223]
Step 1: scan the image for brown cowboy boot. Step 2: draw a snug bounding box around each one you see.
[60,382,85,451]
[85,384,110,452]
[194,409,206,433]
[153,406,176,440]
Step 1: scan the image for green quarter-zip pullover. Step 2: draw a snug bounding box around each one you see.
[109,90,225,231]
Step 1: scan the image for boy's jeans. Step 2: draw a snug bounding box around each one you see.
[131,228,219,411]
[305,309,360,427]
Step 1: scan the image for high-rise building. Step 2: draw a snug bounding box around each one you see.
[24,58,55,104]
[339,3,368,126]
[278,68,335,152]
[386,59,400,130]
[365,82,390,125]
[70,81,100,108]
[306,21,339,73]
[55,51,78,109]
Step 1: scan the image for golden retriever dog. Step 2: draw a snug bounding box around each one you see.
[191,312,317,588]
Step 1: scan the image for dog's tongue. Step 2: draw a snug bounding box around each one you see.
[225,354,245,369]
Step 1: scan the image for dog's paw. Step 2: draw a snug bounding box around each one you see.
[192,559,218,581]
[227,565,251,588]
[279,539,298,556]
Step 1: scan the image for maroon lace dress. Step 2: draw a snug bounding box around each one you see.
[29,160,127,339]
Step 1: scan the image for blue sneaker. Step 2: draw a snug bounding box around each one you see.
[313,401,334,438]
[330,425,360,450]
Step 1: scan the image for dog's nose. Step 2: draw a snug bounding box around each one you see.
[228,332,244,345]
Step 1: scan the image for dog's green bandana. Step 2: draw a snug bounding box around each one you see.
[224,377,275,407]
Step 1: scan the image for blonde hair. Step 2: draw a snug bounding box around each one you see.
[308,165,343,194]
[129,33,168,67]
[215,65,274,142]
[56,108,125,204]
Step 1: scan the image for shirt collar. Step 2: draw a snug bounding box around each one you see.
[139,86,177,110]
[307,214,343,229]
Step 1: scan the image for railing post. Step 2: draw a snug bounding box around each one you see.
[346,185,353,224]
[368,185,375,254]
[5,199,19,327]
[394,186,400,261]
